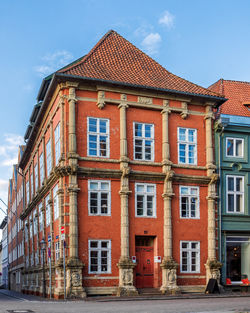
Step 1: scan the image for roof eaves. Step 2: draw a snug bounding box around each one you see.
[55,72,226,104]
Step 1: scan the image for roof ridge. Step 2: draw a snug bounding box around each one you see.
[58,30,115,74]
[221,79,250,84]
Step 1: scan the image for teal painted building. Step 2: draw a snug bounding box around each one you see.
[211,79,250,285]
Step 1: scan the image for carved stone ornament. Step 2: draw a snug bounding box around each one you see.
[97,91,106,109]
[71,271,81,287]
[180,102,188,119]
[121,93,127,101]
[138,96,153,105]
[209,173,219,185]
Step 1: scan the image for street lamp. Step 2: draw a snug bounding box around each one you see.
[40,238,46,298]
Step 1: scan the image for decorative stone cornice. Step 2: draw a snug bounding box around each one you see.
[137,96,152,105]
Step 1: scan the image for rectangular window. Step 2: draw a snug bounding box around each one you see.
[226,137,244,158]
[135,183,156,217]
[87,117,109,157]
[226,175,244,213]
[39,153,44,185]
[54,122,61,165]
[134,122,154,161]
[45,195,50,226]
[30,172,33,199]
[88,240,111,274]
[181,241,200,273]
[26,180,29,205]
[55,241,60,262]
[34,164,38,192]
[29,215,33,238]
[88,180,111,215]
[178,128,197,165]
[38,202,43,231]
[46,139,52,176]
[53,184,59,220]
[33,211,38,236]
[180,186,199,218]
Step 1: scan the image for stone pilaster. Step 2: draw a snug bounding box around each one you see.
[204,104,222,283]
[50,121,55,170]
[117,97,137,296]
[160,100,180,294]
[66,83,86,298]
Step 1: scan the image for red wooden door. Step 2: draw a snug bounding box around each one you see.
[135,246,154,288]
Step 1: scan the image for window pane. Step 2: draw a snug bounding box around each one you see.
[191,242,198,249]
[99,120,107,133]
[90,182,98,190]
[227,139,234,156]
[190,188,198,195]
[145,125,152,138]
[135,123,142,137]
[228,194,234,212]
[101,194,108,214]
[101,182,109,190]
[101,241,108,248]
[89,118,97,132]
[182,242,188,249]
[147,185,154,193]
[235,139,243,157]
[191,198,197,217]
[90,241,98,248]
[236,194,243,212]
[181,187,188,195]
[228,177,234,191]
[188,129,195,142]
[136,185,144,192]
[181,197,188,217]
[179,128,186,141]
[236,178,243,192]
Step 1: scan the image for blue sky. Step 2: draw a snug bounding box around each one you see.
[0,0,250,227]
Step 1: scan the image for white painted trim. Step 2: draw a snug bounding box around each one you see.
[226,175,244,214]
[135,182,156,218]
[88,180,111,216]
[177,127,197,165]
[180,241,200,273]
[179,185,200,219]
[225,137,244,158]
[88,239,111,274]
[133,122,155,161]
[87,117,110,158]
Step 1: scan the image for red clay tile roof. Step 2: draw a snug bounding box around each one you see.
[59,30,222,99]
[209,79,250,116]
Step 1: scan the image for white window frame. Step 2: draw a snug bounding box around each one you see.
[54,122,61,165]
[226,175,244,213]
[88,180,111,216]
[133,122,154,161]
[179,186,200,219]
[29,215,33,238]
[88,239,111,274]
[53,184,59,220]
[45,195,50,226]
[30,172,33,199]
[180,241,200,273]
[87,117,110,158]
[38,202,43,231]
[178,127,197,165]
[26,179,29,205]
[226,137,244,158]
[34,163,38,193]
[46,139,52,176]
[55,241,60,262]
[39,152,44,185]
[135,183,156,218]
[33,211,38,236]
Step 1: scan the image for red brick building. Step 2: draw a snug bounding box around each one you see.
[15,30,225,298]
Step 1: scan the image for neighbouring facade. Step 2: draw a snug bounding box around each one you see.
[9,30,226,298]
[211,79,250,285]
[7,147,25,292]
[0,216,8,288]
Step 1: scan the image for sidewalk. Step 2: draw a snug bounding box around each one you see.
[1,288,250,302]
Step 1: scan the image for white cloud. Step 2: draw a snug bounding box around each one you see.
[141,33,162,55]
[0,133,23,166]
[159,10,175,29]
[34,50,73,77]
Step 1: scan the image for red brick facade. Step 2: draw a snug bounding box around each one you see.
[8,30,225,298]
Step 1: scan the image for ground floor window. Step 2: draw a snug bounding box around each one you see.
[180,241,200,273]
[226,236,250,282]
[88,240,111,274]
